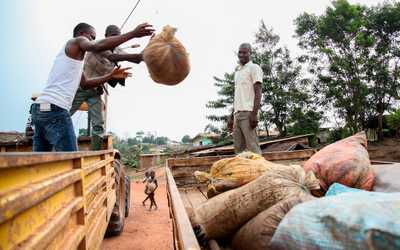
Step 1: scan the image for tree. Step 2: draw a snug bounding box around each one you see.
[253,21,314,136]
[154,136,169,145]
[135,131,144,142]
[387,109,400,138]
[295,0,400,139]
[181,135,192,144]
[205,73,235,132]
[295,0,370,134]
[287,109,324,136]
[363,2,400,139]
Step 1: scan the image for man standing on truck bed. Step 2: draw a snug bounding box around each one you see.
[228,43,263,155]
[32,22,154,152]
[70,24,145,150]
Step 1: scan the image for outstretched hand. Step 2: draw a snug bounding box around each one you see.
[132,23,155,38]
[111,66,132,79]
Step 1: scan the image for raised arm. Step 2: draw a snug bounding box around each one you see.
[79,23,154,53]
[104,51,144,64]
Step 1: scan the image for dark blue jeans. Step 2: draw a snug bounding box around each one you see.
[31,104,78,151]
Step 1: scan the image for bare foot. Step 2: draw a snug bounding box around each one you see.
[142,201,145,206]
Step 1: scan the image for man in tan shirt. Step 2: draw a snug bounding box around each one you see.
[228,43,263,154]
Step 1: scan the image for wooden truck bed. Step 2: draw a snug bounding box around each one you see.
[166,149,399,250]
[166,149,316,250]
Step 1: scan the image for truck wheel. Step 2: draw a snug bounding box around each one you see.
[125,175,131,217]
[105,159,127,237]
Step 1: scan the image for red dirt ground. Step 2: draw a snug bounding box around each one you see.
[102,168,173,250]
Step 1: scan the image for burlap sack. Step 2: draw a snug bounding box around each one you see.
[372,164,400,193]
[232,194,315,250]
[304,132,374,195]
[193,164,320,239]
[143,25,190,85]
[195,152,276,198]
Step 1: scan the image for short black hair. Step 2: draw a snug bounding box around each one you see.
[239,43,252,52]
[73,23,94,37]
[105,25,120,36]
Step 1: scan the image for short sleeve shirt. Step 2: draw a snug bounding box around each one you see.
[83,47,125,78]
[234,61,263,113]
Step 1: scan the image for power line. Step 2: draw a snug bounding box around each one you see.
[120,0,142,30]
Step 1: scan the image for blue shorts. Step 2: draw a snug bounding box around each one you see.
[31,103,77,152]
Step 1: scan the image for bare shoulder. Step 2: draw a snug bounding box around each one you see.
[65,36,88,60]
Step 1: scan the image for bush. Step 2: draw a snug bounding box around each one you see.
[328,128,353,143]
[387,109,400,137]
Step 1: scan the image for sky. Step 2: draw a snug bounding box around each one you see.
[0,0,384,141]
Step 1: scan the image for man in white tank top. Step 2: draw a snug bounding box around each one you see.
[32,22,154,152]
[70,25,145,150]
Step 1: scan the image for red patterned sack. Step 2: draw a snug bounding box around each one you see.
[304,132,374,195]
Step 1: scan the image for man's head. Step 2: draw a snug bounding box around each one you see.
[149,170,155,178]
[73,23,96,41]
[105,25,121,37]
[238,43,252,65]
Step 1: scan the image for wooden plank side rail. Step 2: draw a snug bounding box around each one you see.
[0,150,117,250]
[168,149,315,168]
[166,167,201,250]
[0,150,115,168]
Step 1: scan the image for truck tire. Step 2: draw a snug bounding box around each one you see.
[105,159,127,237]
[125,175,131,217]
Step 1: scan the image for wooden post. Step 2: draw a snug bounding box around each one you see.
[87,112,91,136]
[104,85,108,133]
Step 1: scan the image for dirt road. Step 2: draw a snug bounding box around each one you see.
[102,168,173,250]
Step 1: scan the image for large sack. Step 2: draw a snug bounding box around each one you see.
[193,164,320,239]
[143,25,190,85]
[304,131,374,195]
[232,194,315,250]
[372,164,400,193]
[195,152,275,198]
[270,189,400,250]
[325,183,363,196]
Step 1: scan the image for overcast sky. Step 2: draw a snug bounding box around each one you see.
[0,0,383,141]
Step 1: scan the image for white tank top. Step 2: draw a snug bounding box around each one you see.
[36,44,84,110]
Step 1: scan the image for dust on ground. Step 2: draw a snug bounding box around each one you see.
[102,168,173,250]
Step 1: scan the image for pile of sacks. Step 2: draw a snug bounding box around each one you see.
[192,132,400,250]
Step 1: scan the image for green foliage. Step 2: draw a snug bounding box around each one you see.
[287,109,323,136]
[181,135,192,144]
[254,21,316,136]
[79,128,88,136]
[387,109,400,137]
[112,132,168,168]
[205,1,400,141]
[327,127,353,143]
[295,0,400,139]
[141,133,169,145]
[206,73,235,123]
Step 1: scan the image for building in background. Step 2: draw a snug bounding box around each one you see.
[191,133,220,146]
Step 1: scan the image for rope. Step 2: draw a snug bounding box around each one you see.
[120,0,142,30]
